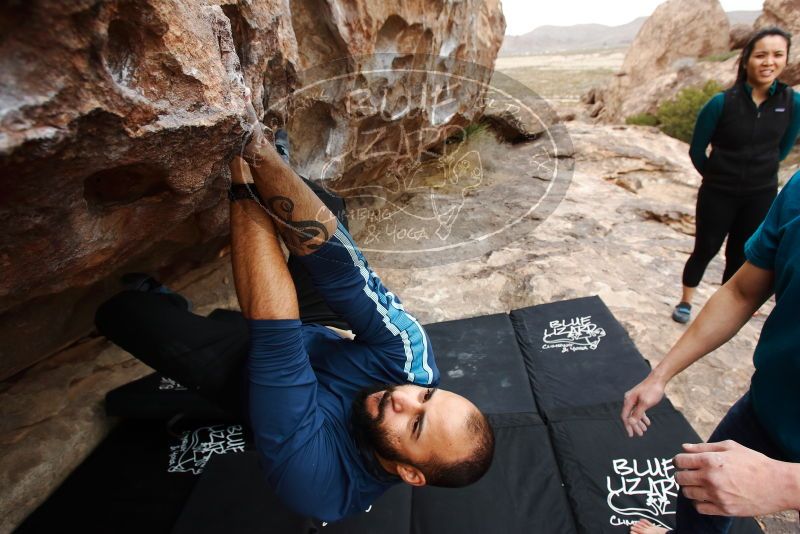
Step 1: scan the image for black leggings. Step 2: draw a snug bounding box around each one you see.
[682,184,776,287]
[95,177,349,415]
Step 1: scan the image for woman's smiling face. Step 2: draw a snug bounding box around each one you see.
[746,34,789,87]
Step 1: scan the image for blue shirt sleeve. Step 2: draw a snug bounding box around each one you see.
[745,172,800,269]
[267,424,350,521]
[248,319,322,466]
[689,92,724,175]
[247,319,348,519]
[295,223,439,386]
[778,91,800,161]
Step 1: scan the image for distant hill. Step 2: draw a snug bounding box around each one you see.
[500,10,761,56]
[727,10,761,25]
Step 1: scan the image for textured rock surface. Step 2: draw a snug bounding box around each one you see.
[0,259,240,532]
[596,0,730,122]
[0,0,506,381]
[0,339,151,533]
[729,23,753,50]
[0,1,259,382]
[592,56,739,121]
[756,0,800,85]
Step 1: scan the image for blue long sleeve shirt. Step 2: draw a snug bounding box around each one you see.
[247,224,439,522]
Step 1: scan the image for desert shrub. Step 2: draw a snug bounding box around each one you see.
[625,113,659,126]
[656,80,724,143]
[462,122,488,139]
[700,51,738,62]
[446,122,488,144]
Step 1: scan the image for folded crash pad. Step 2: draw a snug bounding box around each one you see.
[510,296,651,418]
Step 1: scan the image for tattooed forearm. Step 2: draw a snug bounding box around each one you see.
[266,195,330,251]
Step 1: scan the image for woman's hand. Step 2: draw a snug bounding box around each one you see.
[620,374,666,437]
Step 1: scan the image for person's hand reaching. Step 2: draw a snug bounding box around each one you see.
[675,440,800,516]
[212,9,271,159]
[620,374,665,437]
[240,87,272,159]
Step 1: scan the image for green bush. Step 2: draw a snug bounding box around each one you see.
[462,122,488,139]
[656,80,724,143]
[625,113,660,126]
[446,122,488,144]
[700,51,738,63]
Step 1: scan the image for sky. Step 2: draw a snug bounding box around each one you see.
[502,0,764,36]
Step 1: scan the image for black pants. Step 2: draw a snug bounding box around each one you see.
[95,178,348,416]
[682,184,776,287]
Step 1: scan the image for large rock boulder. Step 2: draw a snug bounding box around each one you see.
[596,0,730,122]
[0,0,506,381]
[1,0,254,382]
[588,55,738,121]
[756,0,800,85]
[729,23,754,50]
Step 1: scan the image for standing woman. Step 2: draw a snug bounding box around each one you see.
[672,27,800,323]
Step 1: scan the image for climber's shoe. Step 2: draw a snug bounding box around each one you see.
[121,273,192,311]
[275,128,290,164]
[121,272,162,292]
[671,301,691,324]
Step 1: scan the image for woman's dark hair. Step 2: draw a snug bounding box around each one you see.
[736,26,792,85]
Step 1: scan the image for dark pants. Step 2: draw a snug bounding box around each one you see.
[95,178,348,416]
[671,392,788,533]
[682,185,776,287]
[96,291,251,415]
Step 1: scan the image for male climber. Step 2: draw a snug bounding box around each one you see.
[95,119,494,521]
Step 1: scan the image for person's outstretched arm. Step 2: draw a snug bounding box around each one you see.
[240,121,437,385]
[229,157,346,520]
[621,261,774,437]
[241,125,338,257]
[229,156,299,320]
[649,261,773,381]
